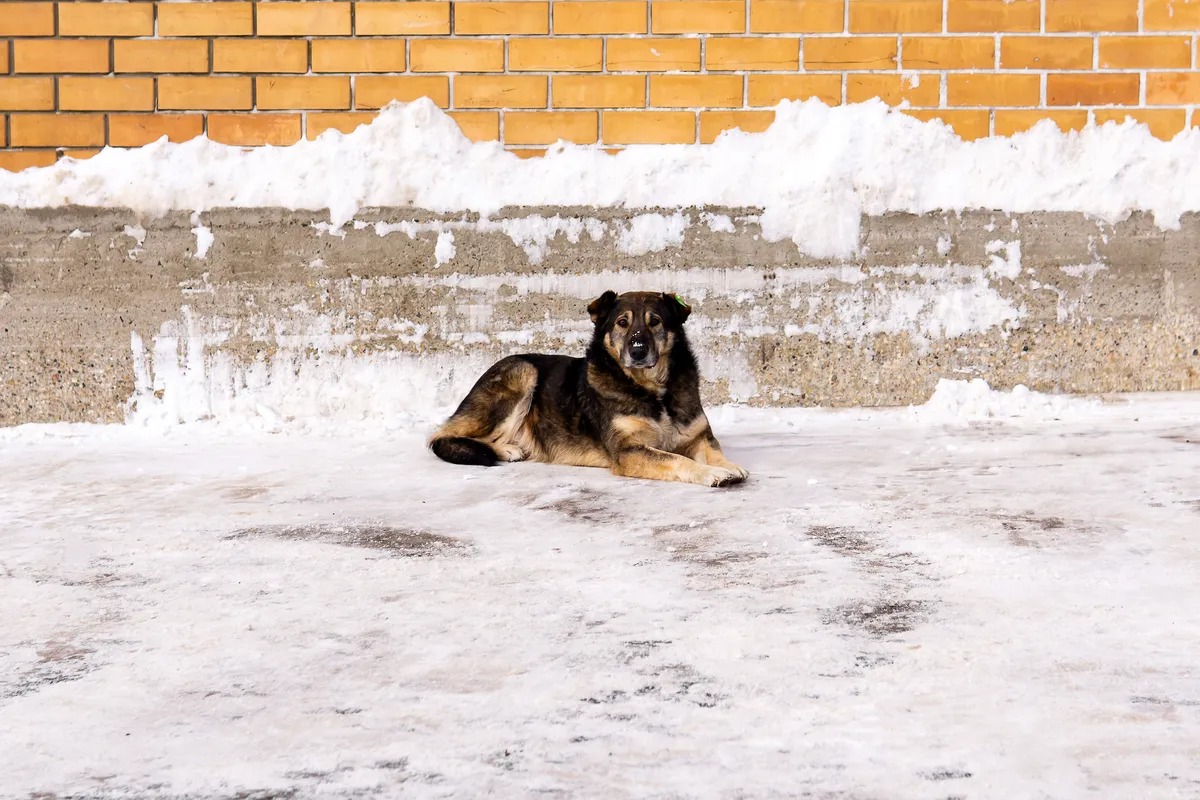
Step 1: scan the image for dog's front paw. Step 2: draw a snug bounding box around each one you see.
[697,466,744,488]
[724,462,750,480]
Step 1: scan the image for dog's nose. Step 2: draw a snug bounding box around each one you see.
[628,338,649,360]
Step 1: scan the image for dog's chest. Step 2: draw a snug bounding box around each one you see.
[655,411,706,453]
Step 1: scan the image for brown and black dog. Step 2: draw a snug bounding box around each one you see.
[428,290,749,487]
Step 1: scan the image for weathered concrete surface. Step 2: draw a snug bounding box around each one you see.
[1,206,1198,425]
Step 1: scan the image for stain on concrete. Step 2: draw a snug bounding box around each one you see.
[825,599,930,637]
[530,487,621,524]
[224,524,468,556]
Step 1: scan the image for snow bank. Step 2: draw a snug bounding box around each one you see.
[3,99,1199,258]
[914,378,1104,423]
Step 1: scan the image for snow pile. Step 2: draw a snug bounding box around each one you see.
[916,378,1103,423]
[2,99,1199,257]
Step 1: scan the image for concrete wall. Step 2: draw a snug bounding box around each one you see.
[1,205,1198,426]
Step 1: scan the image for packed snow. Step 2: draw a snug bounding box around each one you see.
[2,389,1198,798]
[4,93,1198,797]
[3,99,1199,257]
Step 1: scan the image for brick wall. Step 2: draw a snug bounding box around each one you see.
[1,0,1198,171]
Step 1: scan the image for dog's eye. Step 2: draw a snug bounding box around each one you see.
[616,317,630,329]
[649,316,662,328]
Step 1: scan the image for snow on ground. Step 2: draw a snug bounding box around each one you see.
[3,99,1199,257]
[2,388,1199,799]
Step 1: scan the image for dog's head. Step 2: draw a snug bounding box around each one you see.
[587,290,692,372]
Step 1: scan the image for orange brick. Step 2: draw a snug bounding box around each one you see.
[11,114,104,147]
[0,4,55,36]
[805,37,897,69]
[1093,108,1188,139]
[311,39,407,73]
[699,110,775,143]
[306,112,377,138]
[355,2,450,34]
[448,111,500,141]
[554,1,647,33]
[115,40,210,73]
[257,2,351,36]
[60,149,102,161]
[0,120,6,147]
[902,37,994,69]
[504,111,597,144]
[948,0,1039,32]
[750,0,843,33]
[850,0,942,32]
[1146,72,1200,104]
[1099,36,1193,68]
[510,148,547,158]
[847,73,939,106]
[0,150,58,171]
[650,75,743,107]
[58,3,153,36]
[902,109,991,140]
[0,45,7,73]
[158,3,254,36]
[1001,36,1094,69]
[455,75,548,108]
[510,38,603,71]
[747,74,842,105]
[257,76,350,110]
[158,77,253,110]
[213,40,308,73]
[1046,73,1140,106]
[0,78,55,111]
[410,39,504,71]
[456,2,549,34]
[1145,0,1200,30]
[995,110,1090,136]
[606,38,700,71]
[59,77,154,111]
[108,114,205,146]
[14,40,110,74]
[602,110,695,143]
[651,0,744,33]
[208,114,302,146]
[707,38,799,70]
[1046,0,1138,31]
[356,76,451,108]
[947,74,1040,106]
[553,75,645,108]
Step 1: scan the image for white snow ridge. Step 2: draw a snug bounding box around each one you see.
[2,98,1199,257]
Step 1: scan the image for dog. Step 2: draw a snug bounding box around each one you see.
[428,290,749,487]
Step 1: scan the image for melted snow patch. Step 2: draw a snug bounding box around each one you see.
[616,212,690,256]
[434,230,456,265]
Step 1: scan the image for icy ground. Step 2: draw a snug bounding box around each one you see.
[2,393,1199,799]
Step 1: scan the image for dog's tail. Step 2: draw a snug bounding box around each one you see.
[430,435,498,467]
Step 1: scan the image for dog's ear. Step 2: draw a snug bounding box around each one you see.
[662,292,691,325]
[587,290,618,325]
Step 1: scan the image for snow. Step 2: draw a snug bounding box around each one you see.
[2,390,1198,798]
[433,229,456,265]
[914,378,1103,422]
[121,276,1028,427]
[3,99,1199,258]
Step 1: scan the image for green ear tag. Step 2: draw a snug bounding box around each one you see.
[673,294,687,307]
